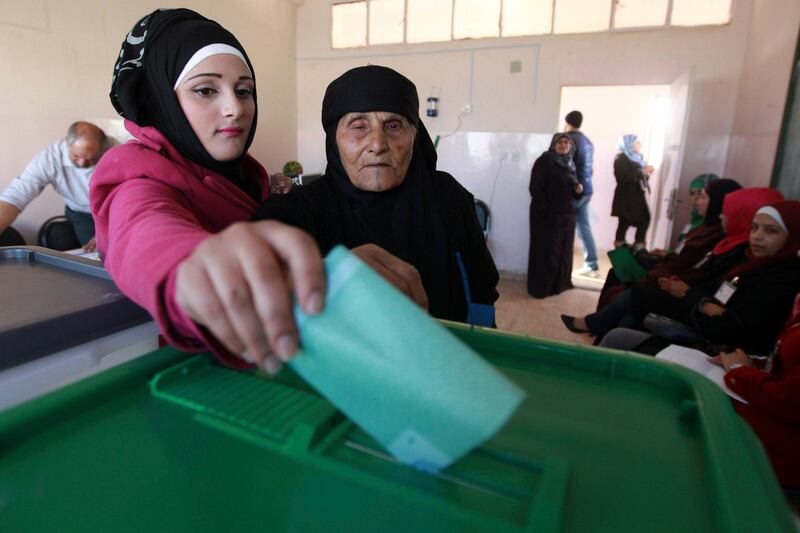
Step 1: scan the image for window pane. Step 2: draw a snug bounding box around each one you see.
[332,2,367,48]
[554,0,612,34]
[614,0,668,29]
[502,0,553,36]
[369,0,404,44]
[407,0,453,43]
[671,0,732,26]
[454,0,500,40]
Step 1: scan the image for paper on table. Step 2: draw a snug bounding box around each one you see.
[289,246,526,472]
[656,345,748,404]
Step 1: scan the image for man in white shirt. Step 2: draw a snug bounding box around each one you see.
[0,121,116,251]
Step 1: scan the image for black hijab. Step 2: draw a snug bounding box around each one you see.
[320,65,452,318]
[704,178,742,226]
[110,8,259,198]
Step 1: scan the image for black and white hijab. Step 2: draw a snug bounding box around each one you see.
[110,8,259,198]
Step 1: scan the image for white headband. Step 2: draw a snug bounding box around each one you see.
[755,206,787,232]
[173,43,250,90]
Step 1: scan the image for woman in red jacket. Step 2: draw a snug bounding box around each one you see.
[711,295,800,489]
[709,204,800,488]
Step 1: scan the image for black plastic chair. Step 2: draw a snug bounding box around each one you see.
[0,226,25,246]
[37,216,80,251]
[474,199,490,239]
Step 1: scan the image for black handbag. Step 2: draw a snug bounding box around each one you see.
[642,313,703,346]
[643,298,732,354]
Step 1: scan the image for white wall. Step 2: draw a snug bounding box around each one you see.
[724,0,800,188]
[0,0,298,243]
[296,0,798,274]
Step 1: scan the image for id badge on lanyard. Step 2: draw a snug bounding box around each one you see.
[714,276,739,305]
[693,252,711,269]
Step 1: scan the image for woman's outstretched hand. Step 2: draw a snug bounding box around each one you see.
[175,221,325,373]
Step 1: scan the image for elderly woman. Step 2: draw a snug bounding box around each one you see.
[527,133,582,298]
[256,65,499,324]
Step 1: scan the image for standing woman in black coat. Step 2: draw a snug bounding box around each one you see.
[528,133,582,298]
[612,134,655,249]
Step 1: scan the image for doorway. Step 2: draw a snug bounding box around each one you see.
[558,84,680,257]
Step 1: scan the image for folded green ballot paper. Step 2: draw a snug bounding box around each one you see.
[607,246,648,283]
[290,246,526,472]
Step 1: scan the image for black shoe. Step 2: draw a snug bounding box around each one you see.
[561,314,589,333]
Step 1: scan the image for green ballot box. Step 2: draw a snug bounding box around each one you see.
[0,325,794,532]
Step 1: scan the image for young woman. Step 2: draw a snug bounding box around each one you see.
[686,201,800,354]
[91,9,420,373]
[675,173,719,243]
[611,134,655,249]
[527,133,582,298]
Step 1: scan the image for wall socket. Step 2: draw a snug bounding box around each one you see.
[462,103,472,113]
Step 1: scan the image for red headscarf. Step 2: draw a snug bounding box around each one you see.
[726,200,800,279]
[712,188,784,255]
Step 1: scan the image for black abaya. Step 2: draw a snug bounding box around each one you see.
[527,151,579,298]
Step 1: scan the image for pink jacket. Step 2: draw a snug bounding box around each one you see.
[90,120,269,368]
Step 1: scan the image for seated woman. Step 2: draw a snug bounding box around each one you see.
[563,188,787,345]
[685,201,800,354]
[91,10,421,373]
[710,292,800,489]
[599,201,800,357]
[255,65,499,324]
[597,178,741,309]
[674,173,719,244]
[527,133,582,299]
[645,178,740,283]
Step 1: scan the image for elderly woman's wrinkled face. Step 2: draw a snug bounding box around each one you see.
[336,111,415,192]
[750,213,788,257]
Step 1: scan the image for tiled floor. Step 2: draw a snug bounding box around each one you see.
[494,248,611,345]
[495,277,597,344]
